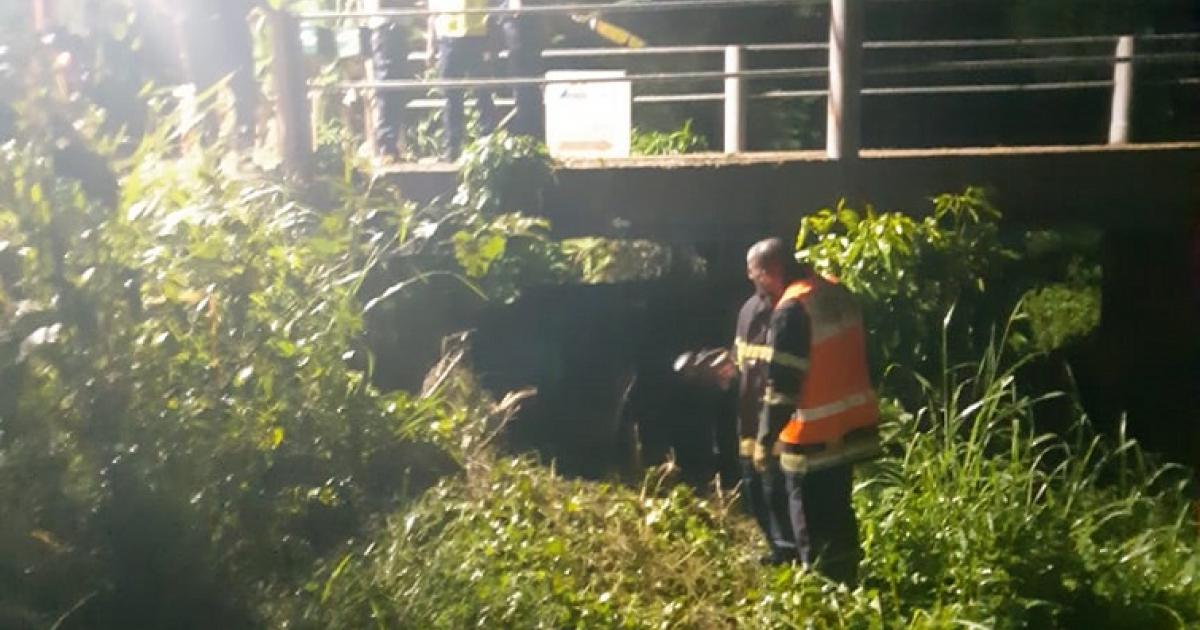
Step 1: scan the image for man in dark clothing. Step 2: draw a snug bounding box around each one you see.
[496,0,544,141]
[728,292,797,565]
[370,16,409,159]
[748,238,872,584]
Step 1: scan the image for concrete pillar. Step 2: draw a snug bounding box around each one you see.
[724,46,745,154]
[826,0,863,160]
[1108,35,1134,145]
[269,10,313,175]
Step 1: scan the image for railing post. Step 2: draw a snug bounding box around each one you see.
[32,0,51,31]
[269,9,313,175]
[826,0,863,160]
[1108,35,1134,145]
[724,45,745,154]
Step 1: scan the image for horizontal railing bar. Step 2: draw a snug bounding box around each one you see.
[868,52,1200,75]
[318,51,1199,92]
[400,93,726,108]
[325,67,829,92]
[388,37,1200,64]
[634,93,727,103]
[381,77,1200,109]
[1140,33,1200,41]
[863,80,1113,95]
[300,0,820,21]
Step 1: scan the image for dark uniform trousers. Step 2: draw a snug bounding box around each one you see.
[741,456,796,558]
[500,17,544,141]
[785,463,860,584]
[437,36,497,157]
[371,22,409,158]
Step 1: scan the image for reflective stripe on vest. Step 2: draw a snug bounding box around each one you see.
[796,391,874,422]
[735,338,809,372]
[774,276,879,447]
[431,0,489,38]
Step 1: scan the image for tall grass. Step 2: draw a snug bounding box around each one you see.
[858,311,1199,628]
[282,313,1199,629]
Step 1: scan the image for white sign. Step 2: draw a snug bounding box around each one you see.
[544,70,632,158]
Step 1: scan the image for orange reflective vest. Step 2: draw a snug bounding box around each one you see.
[774,276,878,447]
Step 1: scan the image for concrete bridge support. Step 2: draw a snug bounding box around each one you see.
[1098,228,1200,470]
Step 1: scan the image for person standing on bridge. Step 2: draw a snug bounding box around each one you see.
[364,0,411,160]
[427,0,498,160]
[496,0,545,142]
[748,238,880,584]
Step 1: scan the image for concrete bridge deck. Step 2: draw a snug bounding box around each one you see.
[384,142,1200,241]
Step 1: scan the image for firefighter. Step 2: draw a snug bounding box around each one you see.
[426,0,497,160]
[723,290,798,565]
[748,238,880,584]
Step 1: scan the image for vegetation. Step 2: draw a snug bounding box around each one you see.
[0,72,473,626]
[2,7,1197,629]
[281,327,1200,628]
[795,188,1014,376]
[632,120,710,156]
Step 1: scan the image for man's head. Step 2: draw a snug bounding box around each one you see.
[746,238,806,301]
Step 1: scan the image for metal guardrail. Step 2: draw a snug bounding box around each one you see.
[270,1,1200,167]
[327,51,1200,92]
[300,0,823,20]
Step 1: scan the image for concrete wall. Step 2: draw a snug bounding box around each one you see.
[386,143,1200,241]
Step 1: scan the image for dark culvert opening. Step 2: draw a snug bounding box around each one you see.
[365,239,755,483]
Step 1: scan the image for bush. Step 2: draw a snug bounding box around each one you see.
[0,55,464,625]
[1016,283,1101,353]
[289,325,1200,629]
[796,188,1014,377]
[632,119,710,156]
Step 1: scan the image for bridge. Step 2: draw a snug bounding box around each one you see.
[268,1,1200,239]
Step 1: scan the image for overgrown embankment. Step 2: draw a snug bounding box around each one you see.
[283,354,1200,628]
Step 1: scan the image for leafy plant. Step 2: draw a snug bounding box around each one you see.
[1017,283,1101,353]
[0,48,461,626]
[560,238,706,283]
[796,187,1015,377]
[631,119,709,156]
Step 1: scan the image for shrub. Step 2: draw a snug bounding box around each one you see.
[795,188,1014,377]
[632,119,710,156]
[1016,283,1101,353]
[0,55,462,625]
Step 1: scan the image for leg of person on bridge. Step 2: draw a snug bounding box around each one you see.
[437,36,496,160]
[502,15,544,141]
[371,22,408,160]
